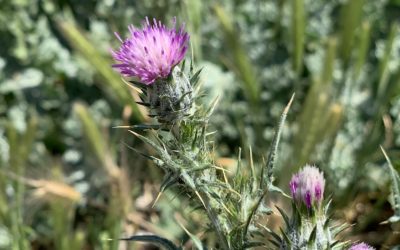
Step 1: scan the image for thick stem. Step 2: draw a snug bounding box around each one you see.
[200,192,230,250]
[180,172,230,250]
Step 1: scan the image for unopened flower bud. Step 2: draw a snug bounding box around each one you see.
[289,165,325,209]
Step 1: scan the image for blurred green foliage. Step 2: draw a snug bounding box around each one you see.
[0,0,399,248]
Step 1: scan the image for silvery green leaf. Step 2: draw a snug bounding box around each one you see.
[262,94,294,188]
[381,146,400,223]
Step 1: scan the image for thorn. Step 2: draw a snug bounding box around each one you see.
[112,125,133,129]
[228,188,241,199]
[121,78,143,93]
[128,130,140,137]
[380,145,390,162]
[222,167,229,185]
[211,165,230,172]
[176,219,191,235]
[220,202,234,217]
[249,146,256,183]
[122,142,154,160]
[195,191,206,208]
[136,101,151,107]
[284,93,295,114]
[152,191,163,208]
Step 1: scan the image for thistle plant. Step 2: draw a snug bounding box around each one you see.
[111,17,377,250]
[110,17,297,249]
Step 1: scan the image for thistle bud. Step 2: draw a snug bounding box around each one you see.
[289,165,325,209]
[276,166,343,249]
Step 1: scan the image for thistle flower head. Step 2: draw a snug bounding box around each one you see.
[349,243,375,250]
[289,165,325,208]
[112,17,189,84]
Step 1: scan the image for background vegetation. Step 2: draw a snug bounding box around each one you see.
[0,0,399,249]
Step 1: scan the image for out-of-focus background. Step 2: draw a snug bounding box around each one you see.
[0,0,400,249]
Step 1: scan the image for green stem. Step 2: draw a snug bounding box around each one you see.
[180,172,230,250]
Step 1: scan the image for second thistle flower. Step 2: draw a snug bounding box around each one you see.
[289,165,325,209]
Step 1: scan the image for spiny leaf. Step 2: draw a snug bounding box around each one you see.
[119,235,181,250]
[249,146,257,191]
[243,189,268,237]
[243,241,265,248]
[234,148,243,186]
[125,79,147,92]
[177,221,207,250]
[279,227,292,247]
[160,173,180,193]
[324,214,334,230]
[205,95,220,118]
[381,146,400,223]
[201,182,239,197]
[122,142,162,163]
[331,223,352,237]
[131,124,162,130]
[262,93,295,189]
[276,206,291,228]
[258,224,281,243]
[268,184,291,198]
[181,59,186,72]
[292,202,302,228]
[136,101,151,107]
[128,130,165,155]
[307,226,317,247]
[269,239,281,248]
[190,67,203,86]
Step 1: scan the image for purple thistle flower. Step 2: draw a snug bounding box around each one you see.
[111,17,189,85]
[289,165,325,208]
[349,243,375,250]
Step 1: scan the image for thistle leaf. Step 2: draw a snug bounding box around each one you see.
[276,206,290,228]
[381,146,400,223]
[122,142,163,164]
[269,239,281,248]
[279,227,292,247]
[205,95,220,118]
[119,235,181,250]
[268,184,291,198]
[160,173,180,193]
[177,221,207,250]
[131,124,162,130]
[307,226,317,247]
[243,189,268,237]
[190,67,203,86]
[243,241,265,248]
[262,94,294,188]
[258,224,281,243]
